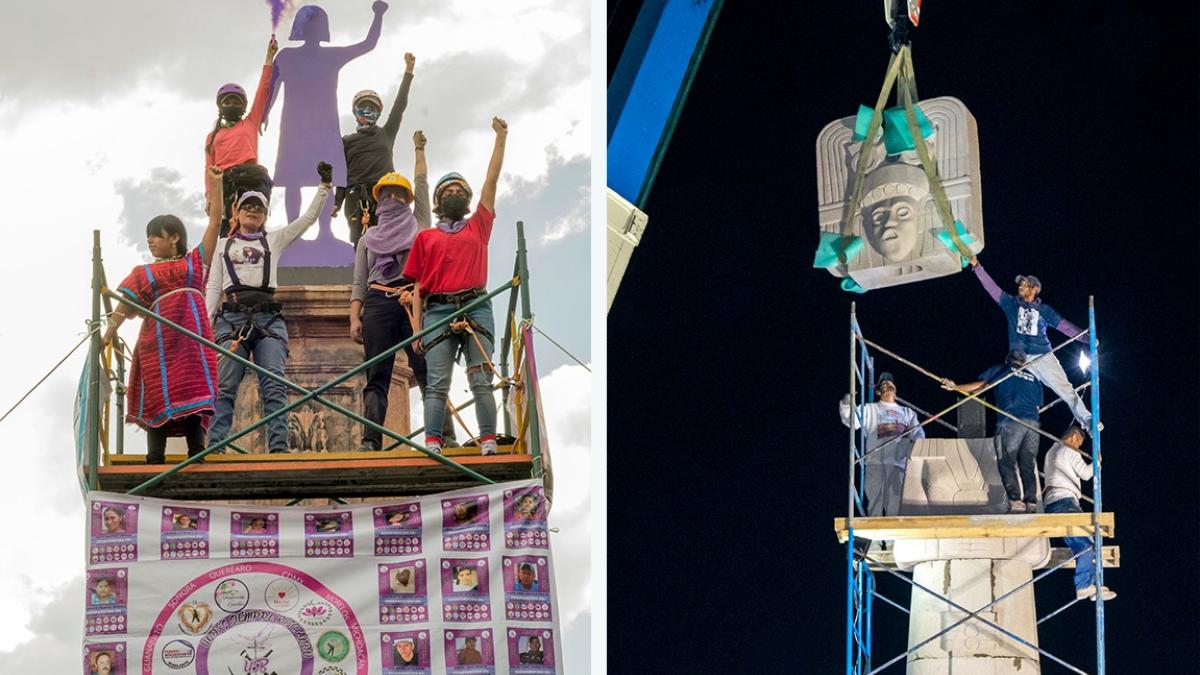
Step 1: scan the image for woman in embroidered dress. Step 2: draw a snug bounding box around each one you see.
[102,167,225,464]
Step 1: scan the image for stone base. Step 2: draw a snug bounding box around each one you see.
[182,284,415,455]
[907,559,1040,674]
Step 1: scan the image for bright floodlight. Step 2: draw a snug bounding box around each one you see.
[1078,352,1092,373]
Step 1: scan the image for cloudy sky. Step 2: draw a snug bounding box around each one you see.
[0,0,592,672]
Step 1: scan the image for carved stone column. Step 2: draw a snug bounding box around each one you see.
[222,285,416,453]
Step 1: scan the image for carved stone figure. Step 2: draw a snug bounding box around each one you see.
[815,96,985,290]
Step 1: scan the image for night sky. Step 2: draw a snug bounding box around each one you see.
[608,2,1199,672]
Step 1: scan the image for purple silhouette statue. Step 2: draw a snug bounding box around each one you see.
[266,1,388,267]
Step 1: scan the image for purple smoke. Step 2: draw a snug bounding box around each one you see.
[266,0,293,29]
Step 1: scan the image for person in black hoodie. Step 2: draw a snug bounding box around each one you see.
[333,52,416,245]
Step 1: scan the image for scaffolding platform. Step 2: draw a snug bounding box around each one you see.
[834,512,1115,543]
[92,446,532,500]
[862,546,1121,571]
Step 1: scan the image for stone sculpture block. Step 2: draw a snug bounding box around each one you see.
[815,96,984,290]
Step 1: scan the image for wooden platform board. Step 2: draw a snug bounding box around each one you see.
[861,546,1121,571]
[94,446,533,500]
[834,513,1115,543]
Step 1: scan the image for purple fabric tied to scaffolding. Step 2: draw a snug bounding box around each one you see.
[265,3,387,268]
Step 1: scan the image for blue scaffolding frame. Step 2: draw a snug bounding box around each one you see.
[842,299,1111,674]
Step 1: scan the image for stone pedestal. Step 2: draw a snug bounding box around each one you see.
[894,438,1049,674]
[219,284,415,454]
[907,559,1039,674]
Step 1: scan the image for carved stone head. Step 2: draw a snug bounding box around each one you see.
[859,162,932,262]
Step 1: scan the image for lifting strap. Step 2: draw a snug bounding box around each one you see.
[839,45,972,268]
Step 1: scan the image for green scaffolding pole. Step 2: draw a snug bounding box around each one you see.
[86,232,103,490]
[515,222,544,478]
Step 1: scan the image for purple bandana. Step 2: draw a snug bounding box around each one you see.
[436,218,468,234]
[363,199,419,279]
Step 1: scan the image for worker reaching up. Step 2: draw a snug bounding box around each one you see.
[968,256,1096,431]
[204,162,333,454]
[101,167,226,464]
[839,372,925,516]
[205,36,279,235]
[332,52,417,245]
[404,117,508,457]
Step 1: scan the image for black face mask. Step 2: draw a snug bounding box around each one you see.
[440,195,469,220]
[219,103,245,122]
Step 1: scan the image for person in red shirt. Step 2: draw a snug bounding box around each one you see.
[403,117,508,456]
[205,36,278,235]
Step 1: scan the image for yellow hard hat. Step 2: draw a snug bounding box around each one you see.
[373,172,413,201]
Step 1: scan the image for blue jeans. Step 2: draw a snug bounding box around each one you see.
[422,299,496,444]
[994,419,1040,505]
[1044,497,1096,591]
[209,311,290,452]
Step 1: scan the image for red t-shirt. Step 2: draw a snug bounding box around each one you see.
[204,64,273,195]
[403,205,495,293]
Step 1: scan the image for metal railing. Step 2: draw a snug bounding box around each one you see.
[843,300,1108,674]
[83,223,545,497]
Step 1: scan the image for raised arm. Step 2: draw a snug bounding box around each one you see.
[248,37,279,127]
[1054,317,1084,339]
[382,53,415,140]
[276,163,334,249]
[969,257,1004,304]
[349,244,368,344]
[839,394,868,431]
[413,131,430,229]
[411,280,426,353]
[479,117,508,213]
[940,378,986,394]
[200,167,224,267]
[205,245,226,321]
[334,1,387,64]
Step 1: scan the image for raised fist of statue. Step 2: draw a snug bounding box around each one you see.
[316,161,333,184]
[372,1,389,15]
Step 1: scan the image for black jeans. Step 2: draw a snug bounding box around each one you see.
[361,290,454,449]
[146,416,206,464]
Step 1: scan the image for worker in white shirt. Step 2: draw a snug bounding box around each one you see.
[1042,425,1115,601]
[839,372,925,516]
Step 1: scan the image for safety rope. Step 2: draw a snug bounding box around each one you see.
[840,45,972,267]
[0,326,98,426]
[858,329,1092,464]
[840,51,905,266]
[369,282,418,334]
[450,318,520,388]
[531,324,591,372]
[897,47,971,260]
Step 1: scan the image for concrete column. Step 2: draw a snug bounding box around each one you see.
[907,559,1039,674]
